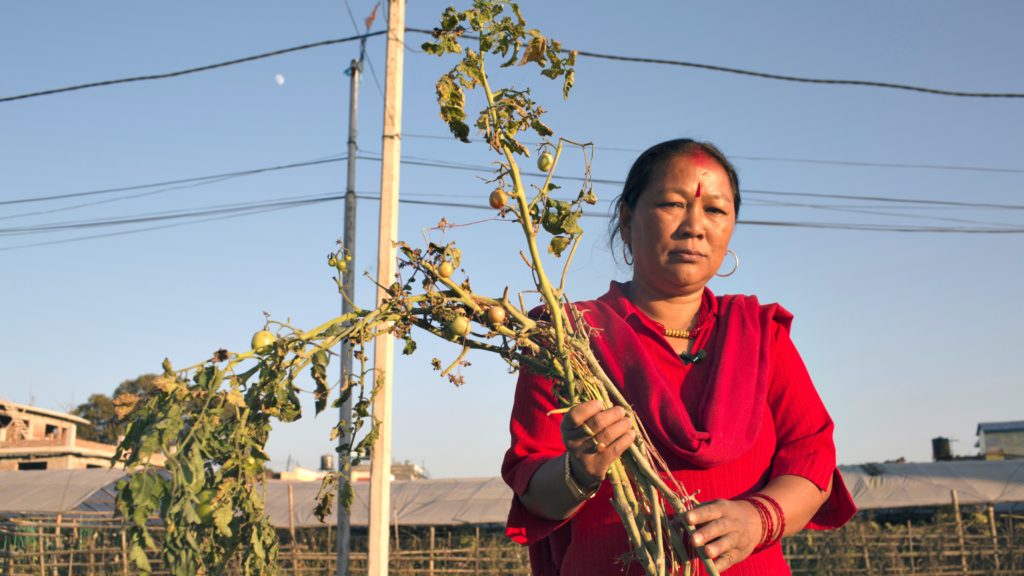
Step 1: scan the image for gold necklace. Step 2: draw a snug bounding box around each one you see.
[662,295,712,340]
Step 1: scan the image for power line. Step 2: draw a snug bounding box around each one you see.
[404,28,1024,99]
[390,155,1024,211]
[744,188,1024,211]
[8,147,1022,222]
[731,155,1024,174]
[372,196,1024,233]
[6,29,1024,104]
[568,48,1024,99]
[402,133,1024,175]
[342,0,385,98]
[0,194,345,236]
[0,32,385,103]
[8,151,1024,228]
[0,174,241,222]
[0,204,305,252]
[748,197,1018,228]
[0,190,494,252]
[0,156,348,206]
[732,219,1024,234]
[3,190,1023,250]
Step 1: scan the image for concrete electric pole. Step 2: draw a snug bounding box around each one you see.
[368,1,404,575]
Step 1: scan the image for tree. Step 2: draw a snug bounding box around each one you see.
[71,374,156,443]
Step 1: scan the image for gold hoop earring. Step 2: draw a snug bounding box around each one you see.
[716,249,739,277]
[622,244,633,266]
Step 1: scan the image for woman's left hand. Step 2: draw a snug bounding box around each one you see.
[681,499,762,572]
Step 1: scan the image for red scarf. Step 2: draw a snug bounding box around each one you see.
[579,282,793,468]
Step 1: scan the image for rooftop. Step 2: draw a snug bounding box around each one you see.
[0,401,90,426]
[977,421,1024,434]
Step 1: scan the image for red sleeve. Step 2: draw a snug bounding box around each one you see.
[501,366,574,546]
[767,324,856,530]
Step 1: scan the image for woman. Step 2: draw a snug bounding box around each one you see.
[501,139,856,575]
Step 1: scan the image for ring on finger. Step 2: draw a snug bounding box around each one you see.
[590,436,607,453]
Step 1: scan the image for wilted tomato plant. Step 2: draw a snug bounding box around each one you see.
[113,2,719,575]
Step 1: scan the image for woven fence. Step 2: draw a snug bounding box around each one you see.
[3,507,1023,575]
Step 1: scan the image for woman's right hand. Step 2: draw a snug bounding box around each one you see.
[560,399,637,487]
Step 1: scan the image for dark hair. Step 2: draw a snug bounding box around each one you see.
[609,138,740,253]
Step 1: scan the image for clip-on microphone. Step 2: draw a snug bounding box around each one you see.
[680,349,706,365]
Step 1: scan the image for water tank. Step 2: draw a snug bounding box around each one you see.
[932,437,952,461]
[320,454,335,471]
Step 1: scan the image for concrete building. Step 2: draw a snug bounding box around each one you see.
[978,420,1024,460]
[0,400,143,471]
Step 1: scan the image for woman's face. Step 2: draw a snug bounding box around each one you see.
[622,152,737,297]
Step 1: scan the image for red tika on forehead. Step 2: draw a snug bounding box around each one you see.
[687,150,717,167]
[695,182,702,198]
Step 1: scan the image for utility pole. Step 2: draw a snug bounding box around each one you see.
[368,1,404,575]
[335,56,361,576]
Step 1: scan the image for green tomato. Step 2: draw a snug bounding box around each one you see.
[438,261,455,279]
[251,330,275,351]
[446,316,472,339]
[195,489,217,523]
[537,151,554,172]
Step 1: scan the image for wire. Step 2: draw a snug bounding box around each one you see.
[744,188,1024,211]
[0,174,241,222]
[0,32,385,103]
[0,156,349,207]
[568,48,1024,99]
[0,189,494,251]
[391,155,1024,211]
[3,190,1023,253]
[405,28,1024,99]
[8,151,1024,231]
[342,0,385,98]
[0,204,310,252]
[749,197,1018,228]
[729,155,1024,175]
[732,219,1024,234]
[6,29,1024,104]
[402,133,1024,175]
[0,194,343,235]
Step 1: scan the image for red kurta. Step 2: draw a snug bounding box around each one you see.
[501,282,855,575]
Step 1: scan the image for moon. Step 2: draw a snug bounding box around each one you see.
[274,74,285,86]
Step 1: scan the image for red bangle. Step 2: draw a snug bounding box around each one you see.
[754,493,786,543]
[737,496,772,551]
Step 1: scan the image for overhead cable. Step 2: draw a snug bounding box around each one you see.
[3,192,1023,245]
[0,156,348,206]
[402,132,1024,174]
[7,153,1024,218]
[341,0,385,97]
[5,29,1024,104]
[404,28,1024,99]
[568,48,1024,99]
[0,32,385,103]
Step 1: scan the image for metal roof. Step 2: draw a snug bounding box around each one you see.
[3,460,1024,527]
[977,421,1024,434]
[0,469,124,513]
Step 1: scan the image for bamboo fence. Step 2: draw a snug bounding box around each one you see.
[3,503,1023,575]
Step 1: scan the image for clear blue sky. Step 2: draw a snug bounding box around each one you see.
[2,1,1022,478]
